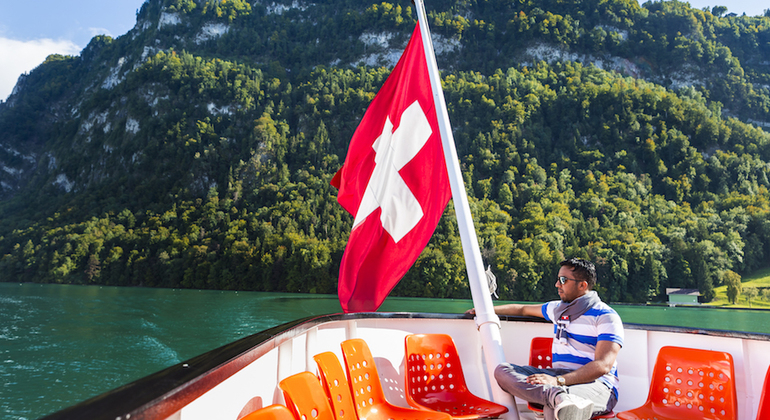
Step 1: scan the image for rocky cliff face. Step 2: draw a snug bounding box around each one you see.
[1,0,768,204]
[0,0,413,200]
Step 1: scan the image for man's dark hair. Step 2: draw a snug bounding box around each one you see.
[560,258,597,289]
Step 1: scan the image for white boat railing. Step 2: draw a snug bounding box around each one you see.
[39,312,770,420]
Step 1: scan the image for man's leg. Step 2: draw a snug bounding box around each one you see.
[495,364,609,420]
[494,363,563,407]
[563,381,615,415]
[550,381,613,420]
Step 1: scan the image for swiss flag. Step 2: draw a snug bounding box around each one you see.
[331,23,451,313]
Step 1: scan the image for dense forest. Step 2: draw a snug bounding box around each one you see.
[0,0,769,304]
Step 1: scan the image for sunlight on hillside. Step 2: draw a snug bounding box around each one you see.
[710,267,770,308]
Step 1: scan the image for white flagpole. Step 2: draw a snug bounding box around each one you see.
[413,1,519,419]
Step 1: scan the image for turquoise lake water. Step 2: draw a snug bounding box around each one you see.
[2,282,769,420]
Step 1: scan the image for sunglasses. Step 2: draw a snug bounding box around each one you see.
[557,276,584,285]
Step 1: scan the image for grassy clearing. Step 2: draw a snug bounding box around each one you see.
[709,267,770,308]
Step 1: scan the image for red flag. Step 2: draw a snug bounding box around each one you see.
[331,23,451,313]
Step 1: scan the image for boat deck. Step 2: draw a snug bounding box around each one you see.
[40,312,770,420]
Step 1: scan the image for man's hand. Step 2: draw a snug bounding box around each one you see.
[557,341,621,386]
[526,373,558,386]
[465,303,544,317]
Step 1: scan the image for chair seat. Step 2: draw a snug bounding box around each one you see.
[616,346,737,420]
[616,406,679,419]
[342,338,452,420]
[409,390,508,419]
[405,334,508,419]
[240,404,296,420]
[757,365,770,420]
[527,402,543,414]
[279,372,335,420]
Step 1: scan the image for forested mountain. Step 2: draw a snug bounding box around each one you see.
[1,0,769,303]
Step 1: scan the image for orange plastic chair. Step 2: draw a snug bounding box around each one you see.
[240,404,297,420]
[279,371,335,420]
[755,365,770,420]
[616,346,737,420]
[526,337,554,416]
[313,352,358,420]
[340,338,452,420]
[527,337,614,419]
[529,337,554,370]
[404,333,508,419]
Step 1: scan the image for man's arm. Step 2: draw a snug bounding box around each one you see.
[557,340,621,385]
[465,303,544,318]
[525,340,621,386]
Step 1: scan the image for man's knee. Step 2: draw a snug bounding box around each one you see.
[494,363,512,381]
[494,362,519,386]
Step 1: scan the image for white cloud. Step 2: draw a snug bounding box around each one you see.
[0,37,81,101]
[88,27,114,38]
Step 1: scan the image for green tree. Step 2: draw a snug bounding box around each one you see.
[711,6,728,17]
[744,286,758,307]
[84,254,102,283]
[724,270,742,304]
[762,288,770,302]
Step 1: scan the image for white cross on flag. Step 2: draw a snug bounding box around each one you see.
[331,23,451,313]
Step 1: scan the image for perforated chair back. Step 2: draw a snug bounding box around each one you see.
[617,346,737,420]
[313,352,358,420]
[279,371,336,420]
[526,337,553,415]
[340,339,387,413]
[240,404,297,420]
[404,333,508,419]
[528,337,553,369]
[341,338,452,420]
[756,365,770,420]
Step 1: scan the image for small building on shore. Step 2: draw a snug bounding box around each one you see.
[666,288,701,306]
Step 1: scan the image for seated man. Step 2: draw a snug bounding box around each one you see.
[468,258,623,420]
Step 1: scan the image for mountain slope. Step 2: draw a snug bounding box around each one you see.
[0,0,769,303]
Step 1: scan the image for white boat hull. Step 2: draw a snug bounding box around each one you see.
[42,313,770,420]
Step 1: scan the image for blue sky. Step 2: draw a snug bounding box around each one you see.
[0,0,768,101]
[0,0,146,100]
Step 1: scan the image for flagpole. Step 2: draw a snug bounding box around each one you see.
[413,1,519,419]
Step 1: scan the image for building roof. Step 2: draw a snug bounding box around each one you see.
[666,288,701,296]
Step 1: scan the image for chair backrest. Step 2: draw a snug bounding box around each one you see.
[646,346,737,419]
[240,404,297,420]
[404,333,471,407]
[279,371,336,420]
[757,365,770,420]
[340,339,387,412]
[314,352,358,420]
[404,333,509,419]
[528,337,553,369]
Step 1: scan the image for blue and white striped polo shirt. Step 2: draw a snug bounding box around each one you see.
[542,300,624,396]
